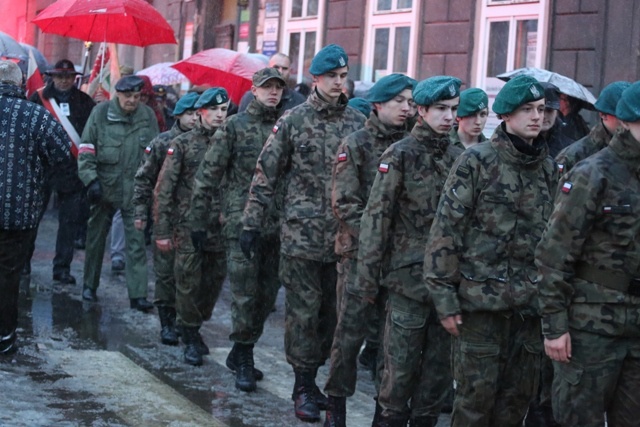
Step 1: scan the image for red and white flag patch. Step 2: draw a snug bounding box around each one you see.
[337,152,347,162]
[378,163,390,173]
[167,148,175,156]
[561,182,572,193]
[145,146,151,154]
[557,163,564,174]
[272,125,279,133]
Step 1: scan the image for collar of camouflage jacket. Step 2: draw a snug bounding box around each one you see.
[307,88,348,116]
[246,98,282,122]
[490,122,549,168]
[609,129,640,165]
[193,120,219,137]
[410,118,451,156]
[590,120,614,149]
[366,111,407,142]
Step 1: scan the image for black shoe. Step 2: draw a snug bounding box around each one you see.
[195,333,209,355]
[226,343,264,380]
[183,327,203,366]
[323,396,346,427]
[158,306,179,346]
[53,272,77,285]
[409,416,438,427]
[313,384,329,410]
[293,370,321,422]
[130,298,153,312]
[73,238,85,250]
[82,286,98,302]
[235,344,257,392]
[111,259,125,272]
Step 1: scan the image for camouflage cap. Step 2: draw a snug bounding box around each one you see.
[309,44,348,76]
[412,75,461,106]
[0,60,22,86]
[492,75,544,115]
[172,92,200,116]
[457,88,489,117]
[615,80,640,122]
[348,97,371,118]
[253,67,286,87]
[594,81,631,116]
[195,87,229,108]
[366,73,417,103]
[539,82,561,110]
[115,75,144,92]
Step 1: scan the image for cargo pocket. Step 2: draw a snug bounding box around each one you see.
[552,361,584,424]
[454,340,501,406]
[521,339,543,400]
[388,306,427,365]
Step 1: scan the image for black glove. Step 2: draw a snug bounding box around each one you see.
[86,179,103,204]
[239,229,260,260]
[191,230,207,251]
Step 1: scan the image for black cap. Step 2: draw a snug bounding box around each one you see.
[539,82,560,110]
[47,59,81,76]
[153,85,167,96]
[115,75,145,92]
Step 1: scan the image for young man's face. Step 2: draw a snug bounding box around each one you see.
[199,103,228,130]
[418,98,459,135]
[314,66,349,103]
[374,88,413,127]
[251,79,284,108]
[115,91,141,113]
[503,99,545,143]
[457,109,489,138]
[541,107,558,132]
[177,110,198,130]
[601,112,622,134]
[622,119,640,142]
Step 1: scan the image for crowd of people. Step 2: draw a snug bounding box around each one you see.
[0,40,639,427]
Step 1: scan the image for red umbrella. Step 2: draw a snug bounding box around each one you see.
[172,48,268,105]
[32,0,177,47]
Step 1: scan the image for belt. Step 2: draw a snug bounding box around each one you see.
[575,262,640,297]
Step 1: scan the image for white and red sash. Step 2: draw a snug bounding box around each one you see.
[37,88,81,158]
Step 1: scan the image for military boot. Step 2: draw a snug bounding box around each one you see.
[194,330,209,355]
[323,395,346,427]
[409,415,438,427]
[226,342,264,380]
[371,398,383,427]
[292,370,321,422]
[157,306,179,346]
[235,343,257,392]
[372,412,410,427]
[312,366,329,410]
[182,327,203,366]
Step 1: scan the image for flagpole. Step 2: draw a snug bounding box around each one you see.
[78,42,93,89]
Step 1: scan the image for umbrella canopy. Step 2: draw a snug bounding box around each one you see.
[0,31,27,61]
[32,0,177,47]
[172,48,269,104]
[497,67,597,106]
[137,62,187,86]
[20,43,50,74]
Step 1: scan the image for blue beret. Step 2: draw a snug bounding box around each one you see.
[348,97,371,118]
[309,44,348,76]
[173,92,200,116]
[615,81,640,122]
[492,75,544,115]
[594,81,631,116]
[413,76,461,106]
[115,75,144,92]
[457,88,489,117]
[366,73,417,103]
[195,87,229,109]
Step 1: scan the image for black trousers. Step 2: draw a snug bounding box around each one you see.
[0,228,36,338]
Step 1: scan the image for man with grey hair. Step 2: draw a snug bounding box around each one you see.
[0,60,74,355]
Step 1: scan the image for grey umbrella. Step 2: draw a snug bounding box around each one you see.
[0,31,27,61]
[19,43,50,74]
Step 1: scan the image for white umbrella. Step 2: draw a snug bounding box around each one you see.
[137,62,188,86]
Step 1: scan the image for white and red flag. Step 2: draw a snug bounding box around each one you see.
[25,49,45,98]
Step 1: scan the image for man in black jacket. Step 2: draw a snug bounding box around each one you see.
[0,60,74,355]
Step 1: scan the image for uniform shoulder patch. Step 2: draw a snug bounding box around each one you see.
[557,163,564,174]
[378,162,390,173]
[455,165,470,178]
[272,125,279,134]
[561,182,572,193]
[337,152,347,162]
[167,147,175,156]
[145,146,151,154]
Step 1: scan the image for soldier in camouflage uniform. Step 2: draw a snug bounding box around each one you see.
[555,81,630,175]
[189,68,285,392]
[355,76,462,427]
[322,73,416,427]
[241,44,366,422]
[133,92,199,346]
[153,88,229,366]
[536,81,640,427]
[423,75,559,427]
[449,87,489,150]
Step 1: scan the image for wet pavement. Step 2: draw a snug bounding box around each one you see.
[1,209,451,426]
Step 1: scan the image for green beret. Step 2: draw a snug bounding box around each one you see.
[173,92,200,116]
[366,73,417,103]
[195,87,229,109]
[413,76,461,106]
[115,75,144,92]
[594,81,631,116]
[348,97,371,118]
[615,81,640,122]
[457,88,489,117]
[309,44,348,76]
[492,75,544,115]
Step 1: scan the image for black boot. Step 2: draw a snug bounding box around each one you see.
[292,370,321,422]
[371,398,383,427]
[373,412,410,427]
[158,306,179,346]
[226,342,264,380]
[409,415,438,427]
[311,366,328,410]
[182,327,203,366]
[323,395,346,427]
[194,331,209,355]
[235,343,257,392]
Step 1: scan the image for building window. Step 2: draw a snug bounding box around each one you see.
[288,31,317,83]
[291,0,319,18]
[282,0,326,84]
[375,0,412,12]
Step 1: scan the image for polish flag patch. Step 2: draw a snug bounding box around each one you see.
[603,206,612,213]
[272,125,279,133]
[167,148,175,156]
[378,163,390,173]
[561,182,572,193]
[338,152,347,162]
[145,146,151,154]
[557,163,564,174]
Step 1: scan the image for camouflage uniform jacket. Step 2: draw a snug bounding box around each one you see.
[190,99,282,240]
[355,120,463,301]
[554,121,613,175]
[153,123,222,251]
[536,129,640,339]
[448,124,488,151]
[78,98,159,208]
[423,123,559,319]
[132,121,186,221]
[331,112,408,258]
[242,90,366,262]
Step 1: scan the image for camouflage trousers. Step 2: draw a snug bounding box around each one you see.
[379,282,452,419]
[451,311,542,427]
[551,328,640,427]
[280,255,337,371]
[173,226,226,328]
[324,256,387,397]
[227,236,280,344]
[152,236,175,306]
